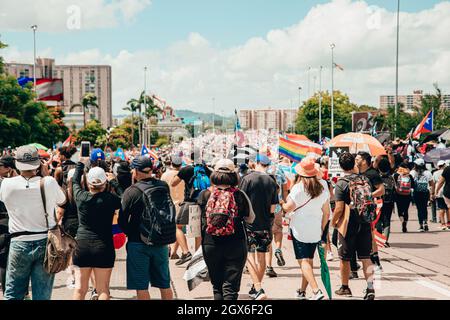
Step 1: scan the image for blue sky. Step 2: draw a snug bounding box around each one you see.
[1,0,444,57]
[1,0,449,115]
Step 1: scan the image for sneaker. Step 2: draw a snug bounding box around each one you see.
[418,225,425,232]
[249,285,257,299]
[349,271,359,279]
[254,289,267,300]
[384,242,391,248]
[441,225,448,231]
[275,249,286,267]
[374,265,383,274]
[175,252,192,266]
[170,253,180,260]
[327,252,334,261]
[311,289,325,300]
[243,266,250,274]
[424,224,429,232]
[335,286,352,297]
[296,290,307,300]
[265,267,278,278]
[24,293,31,300]
[66,276,76,289]
[402,222,408,233]
[363,288,375,300]
[90,288,99,301]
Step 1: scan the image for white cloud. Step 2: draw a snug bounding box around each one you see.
[3,0,450,116]
[0,0,151,31]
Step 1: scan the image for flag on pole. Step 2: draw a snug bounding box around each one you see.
[62,134,74,147]
[141,144,158,161]
[114,148,126,161]
[334,63,344,71]
[234,109,245,147]
[413,110,433,139]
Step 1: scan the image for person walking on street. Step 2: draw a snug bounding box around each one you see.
[197,159,255,300]
[433,161,449,230]
[120,156,174,300]
[161,155,185,260]
[71,159,121,300]
[239,154,278,300]
[376,158,396,246]
[332,152,376,300]
[410,158,435,232]
[394,163,414,233]
[435,161,450,229]
[281,157,330,300]
[0,146,66,300]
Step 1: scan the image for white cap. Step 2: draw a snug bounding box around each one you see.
[414,158,425,166]
[437,160,446,168]
[87,167,107,186]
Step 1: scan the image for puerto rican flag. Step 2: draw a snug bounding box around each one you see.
[141,144,158,161]
[413,110,433,139]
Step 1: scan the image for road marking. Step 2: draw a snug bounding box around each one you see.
[415,279,450,298]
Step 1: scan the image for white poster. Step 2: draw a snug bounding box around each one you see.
[187,205,202,238]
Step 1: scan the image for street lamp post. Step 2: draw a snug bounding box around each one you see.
[212,98,215,135]
[298,86,302,107]
[330,43,336,139]
[395,0,400,138]
[31,25,37,95]
[319,66,323,141]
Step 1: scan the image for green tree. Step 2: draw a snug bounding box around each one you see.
[0,40,7,74]
[155,136,170,147]
[295,91,359,141]
[0,73,68,148]
[70,93,99,128]
[75,120,106,145]
[124,99,140,146]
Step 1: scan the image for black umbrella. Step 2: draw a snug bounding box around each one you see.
[422,129,448,143]
[423,148,450,164]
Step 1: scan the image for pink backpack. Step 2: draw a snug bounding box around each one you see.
[205,187,238,237]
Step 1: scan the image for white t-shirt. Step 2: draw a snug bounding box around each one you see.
[433,169,444,198]
[288,179,329,243]
[0,175,66,241]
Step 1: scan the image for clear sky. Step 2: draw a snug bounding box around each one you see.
[1,0,449,115]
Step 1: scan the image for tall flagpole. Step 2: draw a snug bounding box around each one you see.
[395,0,400,138]
[331,44,336,139]
[319,66,323,141]
[31,25,37,96]
[143,66,147,147]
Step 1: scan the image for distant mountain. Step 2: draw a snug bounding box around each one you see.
[174,109,233,123]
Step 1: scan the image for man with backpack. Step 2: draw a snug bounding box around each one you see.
[239,154,279,300]
[120,156,175,300]
[332,152,376,300]
[355,152,385,272]
[171,150,211,265]
[410,158,435,232]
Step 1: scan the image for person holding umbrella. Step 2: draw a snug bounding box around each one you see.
[281,157,330,300]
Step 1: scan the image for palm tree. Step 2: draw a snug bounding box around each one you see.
[123,99,140,146]
[70,93,99,128]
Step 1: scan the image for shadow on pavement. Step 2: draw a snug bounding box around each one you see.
[390,243,438,249]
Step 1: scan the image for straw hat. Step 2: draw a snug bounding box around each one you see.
[295,157,320,178]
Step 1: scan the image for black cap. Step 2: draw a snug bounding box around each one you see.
[0,155,16,169]
[130,156,153,172]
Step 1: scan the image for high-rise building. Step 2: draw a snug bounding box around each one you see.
[5,58,112,129]
[239,108,297,131]
[380,90,450,111]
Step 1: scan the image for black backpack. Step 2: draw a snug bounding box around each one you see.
[381,174,395,203]
[61,161,76,188]
[134,181,176,246]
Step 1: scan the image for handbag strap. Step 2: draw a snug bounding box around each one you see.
[293,197,313,213]
[39,177,57,230]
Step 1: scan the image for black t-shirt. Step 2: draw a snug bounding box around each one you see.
[239,171,278,231]
[361,167,383,192]
[120,178,170,243]
[177,164,212,202]
[72,163,122,245]
[442,166,450,199]
[197,188,249,245]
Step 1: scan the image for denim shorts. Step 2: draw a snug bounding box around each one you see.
[291,234,318,260]
[126,241,171,290]
[4,238,55,300]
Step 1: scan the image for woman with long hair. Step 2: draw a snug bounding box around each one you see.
[281,157,330,300]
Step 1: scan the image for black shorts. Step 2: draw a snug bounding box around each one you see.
[176,202,194,225]
[73,239,115,268]
[247,230,272,253]
[437,198,449,210]
[291,233,317,260]
[338,222,372,261]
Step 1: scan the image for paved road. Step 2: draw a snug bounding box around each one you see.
[1,206,450,300]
